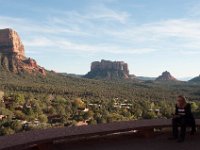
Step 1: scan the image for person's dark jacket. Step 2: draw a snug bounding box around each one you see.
[175,103,193,117]
[175,103,195,126]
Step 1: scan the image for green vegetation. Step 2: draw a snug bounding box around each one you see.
[1,70,200,136]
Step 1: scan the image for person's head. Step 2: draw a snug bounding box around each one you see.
[177,95,187,107]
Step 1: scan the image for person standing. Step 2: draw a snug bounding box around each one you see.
[170,95,196,142]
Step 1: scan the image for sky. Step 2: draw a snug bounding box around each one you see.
[0,0,200,79]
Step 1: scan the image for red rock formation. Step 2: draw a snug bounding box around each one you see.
[0,28,24,59]
[0,28,46,76]
[39,68,46,76]
[155,71,177,81]
[85,59,130,79]
[91,60,129,73]
[26,58,37,68]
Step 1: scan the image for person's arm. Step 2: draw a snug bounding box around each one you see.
[185,103,192,116]
[175,104,178,115]
[172,104,180,118]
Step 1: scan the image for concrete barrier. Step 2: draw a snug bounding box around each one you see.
[0,119,199,150]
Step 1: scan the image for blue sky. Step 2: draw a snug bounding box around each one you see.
[0,0,200,79]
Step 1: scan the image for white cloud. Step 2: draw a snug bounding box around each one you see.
[97,18,200,54]
[87,4,130,23]
[0,16,90,37]
[1,4,200,56]
[24,37,53,47]
[179,50,200,55]
[24,36,156,54]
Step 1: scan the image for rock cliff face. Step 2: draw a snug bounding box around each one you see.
[0,28,46,75]
[85,60,130,79]
[155,71,177,81]
[0,28,24,59]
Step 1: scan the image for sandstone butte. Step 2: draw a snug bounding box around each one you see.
[0,28,46,76]
[155,71,177,81]
[85,59,130,79]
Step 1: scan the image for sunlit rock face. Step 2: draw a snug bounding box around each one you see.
[85,59,130,80]
[0,28,25,59]
[0,28,46,75]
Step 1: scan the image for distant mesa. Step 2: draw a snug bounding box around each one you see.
[0,28,46,75]
[84,59,131,80]
[155,71,177,81]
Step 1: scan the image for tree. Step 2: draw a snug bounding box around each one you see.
[121,109,131,118]
[14,93,25,105]
[142,111,157,119]
[32,101,43,115]
[0,107,14,119]
[11,120,22,132]
[83,110,94,120]
[0,90,4,101]
[38,114,48,123]
[15,110,26,120]
[23,107,34,116]
[88,119,97,125]
[0,127,15,135]
[191,102,198,112]
[73,98,85,109]
[55,105,66,116]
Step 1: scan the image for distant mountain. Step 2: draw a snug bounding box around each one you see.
[189,75,200,83]
[84,59,132,80]
[155,71,177,81]
[136,76,156,81]
[0,28,46,75]
[60,73,83,78]
[178,77,193,81]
